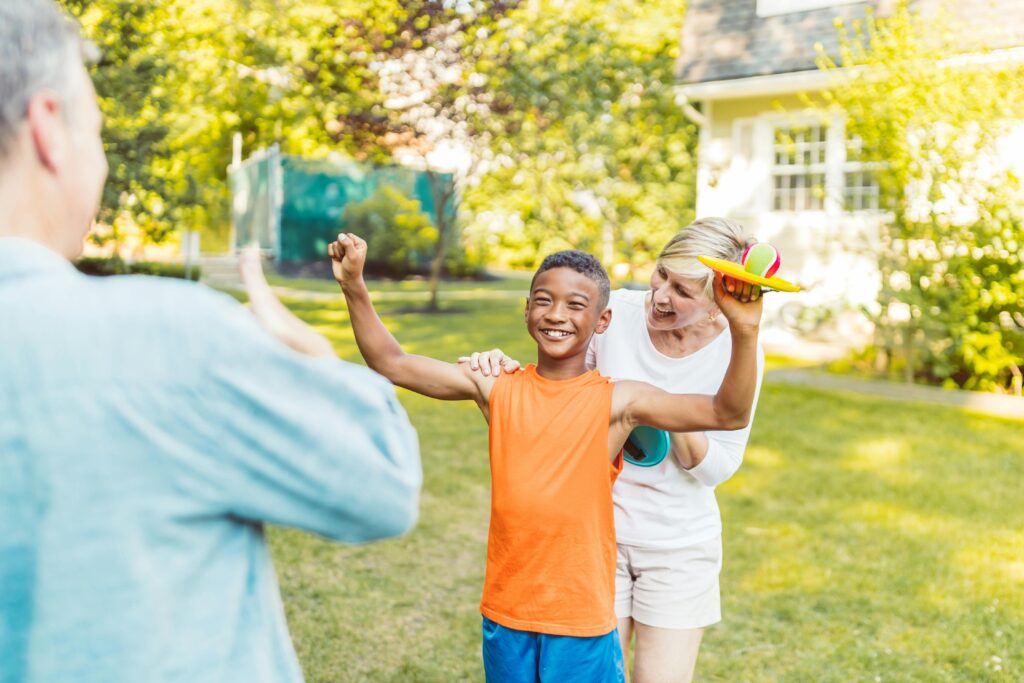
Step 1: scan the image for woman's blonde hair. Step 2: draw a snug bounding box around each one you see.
[656,217,755,300]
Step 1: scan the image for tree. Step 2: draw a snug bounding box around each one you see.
[818,1,1024,393]
[314,0,696,306]
[461,0,697,273]
[62,1,175,247]
[63,0,449,251]
[219,1,513,310]
[63,0,291,250]
[369,9,498,310]
[298,2,514,310]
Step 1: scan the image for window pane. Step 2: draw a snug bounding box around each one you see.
[772,123,830,212]
[843,170,880,211]
[810,173,825,210]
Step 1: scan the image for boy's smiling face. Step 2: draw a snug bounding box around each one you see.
[525,267,612,362]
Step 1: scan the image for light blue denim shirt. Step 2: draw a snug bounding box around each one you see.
[0,238,422,683]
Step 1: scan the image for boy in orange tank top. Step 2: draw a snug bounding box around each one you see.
[328,233,763,683]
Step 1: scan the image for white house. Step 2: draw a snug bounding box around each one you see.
[674,0,1024,337]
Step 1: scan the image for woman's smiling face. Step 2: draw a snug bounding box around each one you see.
[646,264,717,331]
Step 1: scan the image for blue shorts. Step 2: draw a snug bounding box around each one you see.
[481,616,626,683]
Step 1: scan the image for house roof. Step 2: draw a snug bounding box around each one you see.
[677,0,1024,85]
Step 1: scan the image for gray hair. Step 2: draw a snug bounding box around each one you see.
[0,0,95,159]
[656,217,756,300]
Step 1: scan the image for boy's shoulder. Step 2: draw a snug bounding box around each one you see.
[489,365,528,392]
[454,360,501,406]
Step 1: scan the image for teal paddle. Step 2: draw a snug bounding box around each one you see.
[623,426,670,467]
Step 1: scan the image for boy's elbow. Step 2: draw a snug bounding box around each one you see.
[369,353,416,387]
[363,353,400,380]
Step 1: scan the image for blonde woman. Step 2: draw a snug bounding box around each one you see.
[465,218,765,683]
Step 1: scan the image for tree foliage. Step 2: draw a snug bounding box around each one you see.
[59,0,697,286]
[462,0,696,270]
[62,0,286,249]
[819,1,1024,393]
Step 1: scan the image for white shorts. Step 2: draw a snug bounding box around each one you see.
[614,537,722,630]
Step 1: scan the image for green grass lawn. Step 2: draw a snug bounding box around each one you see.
[266,290,1022,682]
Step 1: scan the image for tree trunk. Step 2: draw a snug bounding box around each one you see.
[426,171,453,312]
[427,218,447,312]
[902,324,916,384]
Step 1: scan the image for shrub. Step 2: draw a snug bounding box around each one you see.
[341,183,482,279]
[341,184,437,278]
[74,256,201,281]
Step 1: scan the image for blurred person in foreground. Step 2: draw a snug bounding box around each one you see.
[0,2,421,682]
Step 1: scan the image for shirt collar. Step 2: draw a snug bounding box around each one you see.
[0,237,78,281]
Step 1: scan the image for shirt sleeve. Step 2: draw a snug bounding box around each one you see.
[171,291,422,543]
[684,344,765,488]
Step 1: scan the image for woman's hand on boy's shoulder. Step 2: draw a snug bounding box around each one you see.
[239,247,337,358]
[457,348,521,376]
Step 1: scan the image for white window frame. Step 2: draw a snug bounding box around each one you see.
[770,117,831,213]
[762,112,880,215]
[756,0,862,18]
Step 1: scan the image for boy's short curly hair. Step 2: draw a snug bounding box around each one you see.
[530,250,610,309]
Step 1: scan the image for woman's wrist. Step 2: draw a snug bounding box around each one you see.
[728,321,761,338]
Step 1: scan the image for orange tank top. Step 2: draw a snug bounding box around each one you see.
[481,365,623,637]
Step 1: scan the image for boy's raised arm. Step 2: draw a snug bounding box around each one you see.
[622,273,762,433]
[330,233,486,403]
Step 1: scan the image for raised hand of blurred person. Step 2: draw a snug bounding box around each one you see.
[239,247,336,358]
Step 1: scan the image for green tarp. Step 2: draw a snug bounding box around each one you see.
[230,148,455,262]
